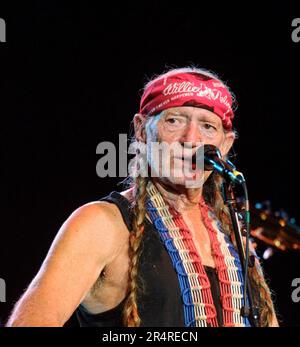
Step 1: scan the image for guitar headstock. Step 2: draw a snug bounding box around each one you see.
[250,201,300,252]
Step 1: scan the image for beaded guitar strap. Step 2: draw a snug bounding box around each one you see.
[145,181,251,327]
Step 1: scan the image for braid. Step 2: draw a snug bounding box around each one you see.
[122,175,148,327]
[203,173,232,235]
[203,172,276,327]
[248,260,276,326]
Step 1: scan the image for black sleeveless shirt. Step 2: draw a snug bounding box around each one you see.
[76,191,223,327]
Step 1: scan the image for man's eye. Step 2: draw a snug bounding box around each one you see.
[203,123,216,130]
[166,118,179,124]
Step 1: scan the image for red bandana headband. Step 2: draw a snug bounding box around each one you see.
[139,72,234,130]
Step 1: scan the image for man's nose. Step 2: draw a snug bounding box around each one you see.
[180,120,203,147]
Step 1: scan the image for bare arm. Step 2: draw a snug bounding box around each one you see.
[6,201,127,327]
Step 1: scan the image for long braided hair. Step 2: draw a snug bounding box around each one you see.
[122,174,149,327]
[122,66,277,327]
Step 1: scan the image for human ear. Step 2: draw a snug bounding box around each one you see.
[219,131,235,158]
[133,113,147,142]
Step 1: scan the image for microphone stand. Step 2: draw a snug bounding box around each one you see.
[221,178,260,327]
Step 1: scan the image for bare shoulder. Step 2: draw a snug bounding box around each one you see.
[59,198,130,265]
[5,194,132,326]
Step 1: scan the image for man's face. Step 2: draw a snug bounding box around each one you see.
[137,106,235,188]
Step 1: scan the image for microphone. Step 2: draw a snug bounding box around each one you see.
[194,144,245,185]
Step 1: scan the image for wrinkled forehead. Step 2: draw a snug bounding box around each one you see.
[148,106,223,126]
[163,106,223,123]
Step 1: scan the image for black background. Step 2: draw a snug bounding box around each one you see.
[0,1,300,327]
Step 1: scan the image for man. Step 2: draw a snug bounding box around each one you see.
[6,67,278,327]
